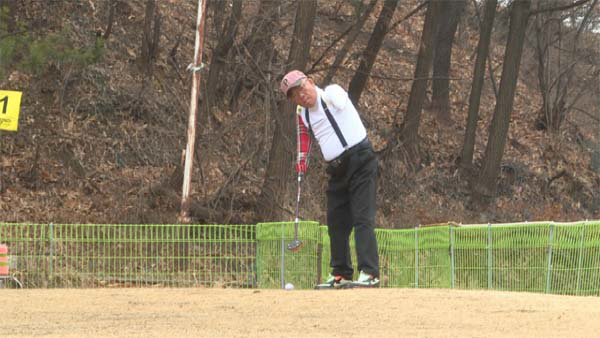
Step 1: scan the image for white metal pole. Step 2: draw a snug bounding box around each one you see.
[180,0,207,222]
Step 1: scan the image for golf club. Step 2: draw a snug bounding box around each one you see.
[287,139,312,252]
[287,173,304,251]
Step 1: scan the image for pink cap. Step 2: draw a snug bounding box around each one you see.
[280,70,307,96]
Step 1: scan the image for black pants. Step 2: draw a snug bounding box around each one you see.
[326,139,379,279]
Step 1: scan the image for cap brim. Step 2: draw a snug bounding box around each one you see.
[285,78,305,97]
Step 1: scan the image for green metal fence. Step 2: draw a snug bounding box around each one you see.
[1,220,599,295]
[0,223,256,288]
[255,221,321,289]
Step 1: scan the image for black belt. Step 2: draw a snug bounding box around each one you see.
[328,137,370,168]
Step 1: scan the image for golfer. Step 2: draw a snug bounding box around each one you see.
[280,70,380,288]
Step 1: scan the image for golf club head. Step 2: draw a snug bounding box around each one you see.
[287,239,303,252]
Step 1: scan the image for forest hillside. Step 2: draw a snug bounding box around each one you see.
[0,0,598,227]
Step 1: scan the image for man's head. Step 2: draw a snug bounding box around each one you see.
[280,70,317,108]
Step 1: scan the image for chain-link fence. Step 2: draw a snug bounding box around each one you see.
[1,221,599,295]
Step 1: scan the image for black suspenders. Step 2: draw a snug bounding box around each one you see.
[305,98,348,150]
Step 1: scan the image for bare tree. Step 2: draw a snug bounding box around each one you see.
[348,0,398,106]
[228,0,279,113]
[473,0,531,199]
[460,0,498,170]
[139,0,161,77]
[430,0,466,124]
[399,0,441,167]
[203,0,242,127]
[257,0,317,221]
[322,0,378,86]
[532,0,598,131]
[209,0,227,35]
[103,0,117,42]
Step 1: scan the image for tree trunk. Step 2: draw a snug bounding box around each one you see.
[399,0,441,167]
[473,0,531,199]
[209,0,226,35]
[203,0,242,127]
[557,0,597,129]
[229,0,278,113]
[103,0,117,41]
[322,0,378,86]
[347,0,397,106]
[257,0,317,222]
[430,0,466,124]
[249,0,278,64]
[460,0,497,170]
[533,0,597,132]
[139,0,161,77]
[533,7,559,132]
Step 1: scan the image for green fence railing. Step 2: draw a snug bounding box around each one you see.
[0,223,256,288]
[449,222,600,295]
[0,220,599,295]
[255,221,321,289]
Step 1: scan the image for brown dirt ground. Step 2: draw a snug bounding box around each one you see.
[2,288,600,338]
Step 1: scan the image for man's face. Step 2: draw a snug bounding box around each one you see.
[288,78,317,108]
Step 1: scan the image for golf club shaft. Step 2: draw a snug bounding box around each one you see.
[293,139,311,241]
[294,174,301,240]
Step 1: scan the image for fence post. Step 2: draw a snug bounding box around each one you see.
[450,225,455,289]
[49,223,54,287]
[576,222,586,295]
[487,223,492,290]
[415,224,419,288]
[545,223,555,293]
[280,223,285,289]
[316,242,323,285]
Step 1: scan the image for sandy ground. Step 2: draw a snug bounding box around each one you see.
[2,288,600,338]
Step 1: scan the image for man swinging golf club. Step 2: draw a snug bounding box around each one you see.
[280,70,380,288]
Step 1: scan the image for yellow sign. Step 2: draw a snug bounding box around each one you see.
[0,90,22,131]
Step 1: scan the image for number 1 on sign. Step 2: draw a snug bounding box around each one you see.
[0,96,7,114]
[0,90,22,131]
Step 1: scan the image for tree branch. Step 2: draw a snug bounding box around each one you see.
[572,106,600,122]
[306,23,353,74]
[387,1,428,34]
[370,73,468,82]
[529,0,591,16]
